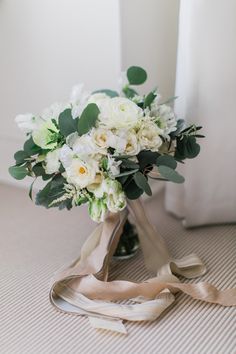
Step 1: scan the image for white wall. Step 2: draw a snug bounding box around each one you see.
[120,0,180,99]
[0,0,121,185]
[0,0,180,187]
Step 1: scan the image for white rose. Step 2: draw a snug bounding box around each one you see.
[65,157,99,189]
[124,131,140,155]
[15,113,42,133]
[138,120,163,152]
[91,128,111,149]
[99,97,142,129]
[45,149,61,174]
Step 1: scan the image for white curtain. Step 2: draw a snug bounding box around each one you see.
[165,0,236,227]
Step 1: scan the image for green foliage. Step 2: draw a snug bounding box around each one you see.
[93,89,119,98]
[156,155,177,170]
[77,103,100,136]
[144,91,156,108]
[124,179,143,200]
[175,135,200,160]
[127,66,147,85]
[134,171,152,196]
[137,150,160,170]
[170,119,185,137]
[116,169,139,177]
[122,86,138,99]
[58,108,77,137]
[9,165,28,180]
[120,159,139,169]
[23,137,42,155]
[14,150,30,165]
[35,175,68,208]
[158,165,185,183]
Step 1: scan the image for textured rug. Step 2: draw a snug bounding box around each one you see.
[0,184,235,354]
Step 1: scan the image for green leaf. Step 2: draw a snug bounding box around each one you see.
[77,103,100,136]
[32,164,45,176]
[58,108,77,137]
[134,172,152,196]
[124,179,143,200]
[29,179,36,200]
[156,155,177,169]
[121,159,139,169]
[158,165,185,184]
[144,91,156,108]
[35,175,66,208]
[116,169,139,177]
[137,150,160,170]
[122,86,138,99]
[24,137,42,155]
[93,89,119,98]
[127,66,147,85]
[185,136,200,158]
[9,165,28,180]
[170,119,185,137]
[14,150,30,164]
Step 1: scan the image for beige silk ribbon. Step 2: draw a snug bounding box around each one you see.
[50,200,236,333]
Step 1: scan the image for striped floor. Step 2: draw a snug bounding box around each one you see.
[0,184,235,354]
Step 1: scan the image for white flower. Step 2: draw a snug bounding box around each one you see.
[87,93,110,106]
[60,146,99,189]
[91,127,110,149]
[15,113,42,133]
[88,198,107,223]
[41,102,67,121]
[99,97,142,129]
[70,84,90,118]
[156,104,177,137]
[138,119,163,152]
[45,149,61,174]
[107,130,127,153]
[107,155,121,177]
[124,131,140,155]
[73,134,99,156]
[32,120,59,149]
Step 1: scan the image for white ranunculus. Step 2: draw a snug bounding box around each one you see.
[45,149,61,174]
[88,198,107,223]
[138,119,163,152]
[32,120,59,149]
[15,113,42,133]
[99,97,142,129]
[65,157,99,189]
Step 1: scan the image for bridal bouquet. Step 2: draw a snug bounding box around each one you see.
[9,66,203,222]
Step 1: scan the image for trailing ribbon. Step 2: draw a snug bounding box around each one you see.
[50,200,236,334]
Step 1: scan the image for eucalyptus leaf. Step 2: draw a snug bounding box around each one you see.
[24,137,42,155]
[9,165,28,180]
[14,150,30,164]
[122,86,138,99]
[93,89,119,98]
[127,66,147,85]
[121,159,139,169]
[156,155,177,169]
[124,179,143,200]
[134,171,152,196]
[158,165,185,184]
[116,169,139,177]
[29,179,36,200]
[58,108,77,137]
[77,103,100,136]
[137,150,160,169]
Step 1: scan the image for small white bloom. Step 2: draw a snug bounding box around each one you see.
[87,93,110,106]
[59,144,73,168]
[73,134,101,156]
[107,130,127,153]
[124,131,140,155]
[107,155,121,177]
[99,97,142,129]
[45,149,61,174]
[70,84,90,118]
[138,119,163,152]
[15,113,42,133]
[41,102,67,121]
[156,104,177,137]
[103,179,126,213]
[91,127,110,149]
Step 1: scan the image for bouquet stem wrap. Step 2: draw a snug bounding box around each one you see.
[50,199,236,334]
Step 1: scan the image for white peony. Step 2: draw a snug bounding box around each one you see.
[138,119,163,152]
[15,113,42,133]
[99,97,142,129]
[45,149,61,174]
